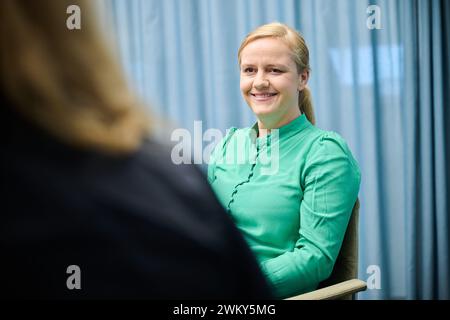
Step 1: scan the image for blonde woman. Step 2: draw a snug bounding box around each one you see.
[0,0,271,299]
[208,22,361,298]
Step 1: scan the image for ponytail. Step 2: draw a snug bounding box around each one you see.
[299,87,315,125]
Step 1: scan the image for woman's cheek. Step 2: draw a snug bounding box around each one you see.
[240,77,252,91]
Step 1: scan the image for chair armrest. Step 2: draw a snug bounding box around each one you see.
[285,279,367,300]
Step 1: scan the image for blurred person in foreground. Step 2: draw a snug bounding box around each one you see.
[0,0,272,299]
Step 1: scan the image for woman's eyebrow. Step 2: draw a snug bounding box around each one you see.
[241,63,288,69]
[266,64,288,69]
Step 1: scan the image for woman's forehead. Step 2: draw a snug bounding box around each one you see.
[241,38,292,64]
[240,38,295,66]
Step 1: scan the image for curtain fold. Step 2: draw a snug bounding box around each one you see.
[102,0,449,299]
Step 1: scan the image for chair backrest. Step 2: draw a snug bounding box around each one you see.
[318,199,360,299]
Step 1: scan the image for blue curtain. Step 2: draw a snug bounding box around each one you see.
[101,0,449,299]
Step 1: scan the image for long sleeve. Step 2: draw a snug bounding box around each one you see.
[259,132,361,298]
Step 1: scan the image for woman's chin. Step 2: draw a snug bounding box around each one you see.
[250,105,277,117]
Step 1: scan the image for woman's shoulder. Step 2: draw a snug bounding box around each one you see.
[210,126,248,155]
[225,126,254,139]
[297,128,361,190]
[304,128,360,173]
[308,128,354,157]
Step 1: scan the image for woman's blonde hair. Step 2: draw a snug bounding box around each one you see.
[0,0,150,154]
[238,22,315,125]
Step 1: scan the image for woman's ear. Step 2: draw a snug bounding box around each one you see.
[298,70,310,91]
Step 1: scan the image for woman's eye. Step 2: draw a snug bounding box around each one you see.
[270,68,282,73]
[243,67,255,73]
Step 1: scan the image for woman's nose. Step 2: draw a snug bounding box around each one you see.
[254,73,269,90]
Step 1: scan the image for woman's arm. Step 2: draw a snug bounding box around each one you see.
[260,132,361,298]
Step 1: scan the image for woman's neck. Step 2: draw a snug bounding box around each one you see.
[257,109,301,137]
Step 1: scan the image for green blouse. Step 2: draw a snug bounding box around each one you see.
[208,114,361,298]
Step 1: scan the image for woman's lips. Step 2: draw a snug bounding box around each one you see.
[250,92,278,102]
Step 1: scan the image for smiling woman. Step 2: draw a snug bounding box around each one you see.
[238,22,315,129]
[208,22,361,299]
[239,37,305,132]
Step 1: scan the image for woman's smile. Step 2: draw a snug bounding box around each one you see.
[250,92,278,102]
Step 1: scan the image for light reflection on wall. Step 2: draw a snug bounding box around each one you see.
[329,45,403,96]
